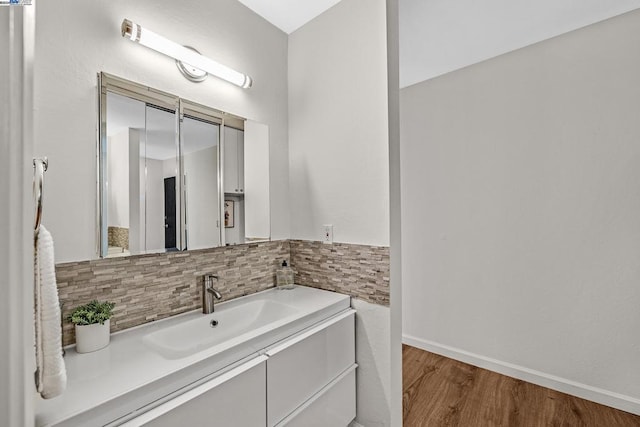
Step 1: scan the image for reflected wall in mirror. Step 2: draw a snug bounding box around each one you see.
[104,92,179,257]
[98,73,270,258]
[182,116,221,250]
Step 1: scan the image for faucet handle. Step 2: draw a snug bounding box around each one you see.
[204,274,219,281]
[204,274,219,290]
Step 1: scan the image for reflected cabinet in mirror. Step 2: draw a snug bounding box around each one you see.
[98,73,270,258]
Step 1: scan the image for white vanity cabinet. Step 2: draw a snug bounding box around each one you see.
[119,356,267,427]
[36,287,354,427]
[223,126,244,194]
[119,310,356,427]
[266,310,356,427]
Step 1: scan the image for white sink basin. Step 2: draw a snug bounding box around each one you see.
[143,299,300,359]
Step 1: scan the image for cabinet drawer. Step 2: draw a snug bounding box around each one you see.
[266,310,355,426]
[277,365,356,427]
[119,356,266,427]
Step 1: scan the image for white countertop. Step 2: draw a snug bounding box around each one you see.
[36,285,350,427]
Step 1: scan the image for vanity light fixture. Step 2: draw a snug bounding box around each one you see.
[121,19,253,88]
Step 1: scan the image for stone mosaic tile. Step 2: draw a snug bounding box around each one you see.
[107,226,129,250]
[56,239,390,346]
[289,240,390,306]
[56,241,290,346]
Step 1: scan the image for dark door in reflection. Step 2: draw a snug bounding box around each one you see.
[164,176,177,250]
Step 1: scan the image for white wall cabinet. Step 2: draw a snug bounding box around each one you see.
[243,120,270,240]
[119,310,356,427]
[224,126,244,194]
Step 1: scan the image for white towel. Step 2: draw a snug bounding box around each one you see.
[35,225,67,399]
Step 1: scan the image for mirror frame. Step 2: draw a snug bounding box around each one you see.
[97,72,248,258]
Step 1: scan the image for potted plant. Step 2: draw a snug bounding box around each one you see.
[68,300,116,354]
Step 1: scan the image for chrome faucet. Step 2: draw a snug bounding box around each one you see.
[203,274,222,314]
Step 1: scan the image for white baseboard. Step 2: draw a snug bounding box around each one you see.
[403,334,640,416]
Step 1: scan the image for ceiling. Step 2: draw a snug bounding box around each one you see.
[236,0,342,34]
[236,0,640,88]
[399,0,640,88]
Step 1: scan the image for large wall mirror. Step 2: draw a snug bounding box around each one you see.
[98,72,270,258]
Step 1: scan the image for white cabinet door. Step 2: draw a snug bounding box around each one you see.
[243,121,270,240]
[224,127,244,194]
[277,366,356,427]
[119,356,267,427]
[223,126,239,194]
[266,311,355,427]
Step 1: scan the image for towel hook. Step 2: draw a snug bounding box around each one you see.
[33,157,48,237]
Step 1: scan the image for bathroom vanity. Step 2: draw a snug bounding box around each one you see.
[36,286,356,427]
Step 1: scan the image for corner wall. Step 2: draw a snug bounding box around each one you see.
[288,0,390,247]
[288,0,392,424]
[400,9,640,413]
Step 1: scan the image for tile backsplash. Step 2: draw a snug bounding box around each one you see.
[290,240,390,306]
[56,239,390,346]
[107,226,129,251]
[57,241,289,346]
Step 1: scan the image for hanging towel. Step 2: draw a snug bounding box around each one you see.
[35,225,67,399]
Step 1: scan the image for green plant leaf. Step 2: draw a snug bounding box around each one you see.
[67,300,116,326]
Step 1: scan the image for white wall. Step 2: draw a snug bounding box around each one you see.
[288,0,390,247]
[106,131,129,228]
[129,130,143,254]
[288,1,391,424]
[401,9,640,413]
[384,0,403,424]
[35,0,289,263]
[145,158,166,251]
[0,5,36,426]
[185,146,220,250]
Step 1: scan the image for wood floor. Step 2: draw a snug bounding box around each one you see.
[403,345,640,427]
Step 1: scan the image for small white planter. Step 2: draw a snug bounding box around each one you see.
[75,319,111,354]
